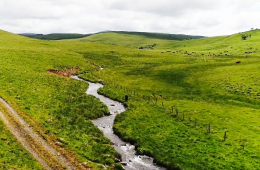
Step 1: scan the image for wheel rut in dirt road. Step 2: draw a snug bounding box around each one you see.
[0,97,83,170]
[0,111,52,170]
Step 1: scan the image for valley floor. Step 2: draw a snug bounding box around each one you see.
[1,29,260,169]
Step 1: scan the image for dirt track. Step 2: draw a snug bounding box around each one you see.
[0,98,80,170]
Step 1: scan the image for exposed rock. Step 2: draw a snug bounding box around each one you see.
[110,141,115,145]
[115,158,121,162]
[55,142,63,147]
[120,162,127,166]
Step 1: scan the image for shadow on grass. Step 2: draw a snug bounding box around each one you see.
[125,62,260,108]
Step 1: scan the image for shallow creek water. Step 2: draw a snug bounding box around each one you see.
[71,75,166,170]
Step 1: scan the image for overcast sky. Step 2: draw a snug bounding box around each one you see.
[0,0,259,36]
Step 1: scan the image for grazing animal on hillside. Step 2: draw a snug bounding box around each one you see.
[236,61,241,64]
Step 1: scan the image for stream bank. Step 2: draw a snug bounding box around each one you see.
[71,75,166,170]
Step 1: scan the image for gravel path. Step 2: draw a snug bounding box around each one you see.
[0,98,77,170]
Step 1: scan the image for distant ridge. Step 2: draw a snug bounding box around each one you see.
[110,31,205,40]
[80,31,206,49]
[20,33,37,36]
[20,33,91,40]
[20,31,205,41]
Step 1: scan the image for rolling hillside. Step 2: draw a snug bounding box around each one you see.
[80,30,257,52]
[112,31,204,40]
[0,30,123,170]
[20,33,91,40]
[1,28,260,169]
[76,29,260,169]
[79,31,205,49]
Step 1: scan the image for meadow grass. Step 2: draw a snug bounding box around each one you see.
[74,29,260,169]
[2,28,260,169]
[0,30,124,169]
[80,29,260,52]
[0,120,43,169]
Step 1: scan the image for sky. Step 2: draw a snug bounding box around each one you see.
[0,0,259,36]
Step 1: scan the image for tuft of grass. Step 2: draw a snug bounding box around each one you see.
[0,120,43,169]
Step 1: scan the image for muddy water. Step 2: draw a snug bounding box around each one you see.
[71,75,166,170]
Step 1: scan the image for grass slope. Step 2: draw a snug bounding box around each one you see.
[0,30,123,170]
[0,120,43,170]
[75,29,260,169]
[80,32,205,49]
[113,31,204,40]
[3,28,260,169]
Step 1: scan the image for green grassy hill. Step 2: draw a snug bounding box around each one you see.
[0,30,123,169]
[1,28,260,170]
[80,30,257,52]
[21,33,91,40]
[76,29,260,169]
[80,31,205,49]
[113,31,204,40]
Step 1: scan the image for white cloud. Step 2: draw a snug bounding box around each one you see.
[0,0,259,36]
[110,0,223,17]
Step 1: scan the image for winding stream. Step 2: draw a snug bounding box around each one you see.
[71,75,166,170]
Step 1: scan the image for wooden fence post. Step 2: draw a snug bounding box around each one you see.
[208,124,211,134]
[224,131,228,141]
